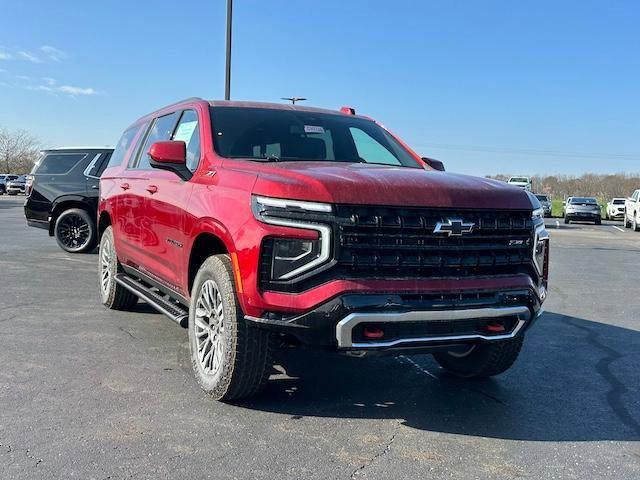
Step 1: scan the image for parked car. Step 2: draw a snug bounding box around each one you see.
[561,196,574,217]
[534,194,552,217]
[24,147,113,252]
[98,98,548,400]
[624,189,640,231]
[0,174,19,195]
[6,175,27,195]
[605,197,626,220]
[507,176,532,191]
[564,197,601,224]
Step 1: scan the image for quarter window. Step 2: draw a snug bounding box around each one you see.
[108,125,145,169]
[33,153,87,174]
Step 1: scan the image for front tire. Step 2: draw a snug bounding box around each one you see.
[99,226,138,310]
[633,214,640,232]
[188,254,272,401]
[54,208,97,253]
[564,217,570,224]
[433,337,524,378]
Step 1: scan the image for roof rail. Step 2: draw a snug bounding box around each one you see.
[142,97,205,119]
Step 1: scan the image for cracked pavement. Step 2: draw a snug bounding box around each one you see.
[1,196,639,479]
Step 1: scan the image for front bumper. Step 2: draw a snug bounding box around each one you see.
[245,287,543,351]
[566,212,600,221]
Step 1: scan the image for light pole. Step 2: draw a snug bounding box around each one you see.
[225,0,233,100]
[281,97,307,105]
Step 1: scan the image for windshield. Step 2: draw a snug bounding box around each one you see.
[509,177,529,183]
[613,199,625,205]
[535,195,548,201]
[210,107,421,168]
[570,197,597,204]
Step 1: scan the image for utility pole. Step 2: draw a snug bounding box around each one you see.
[225,0,233,100]
[281,97,307,105]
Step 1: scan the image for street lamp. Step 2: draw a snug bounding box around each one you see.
[281,97,307,105]
[225,0,233,100]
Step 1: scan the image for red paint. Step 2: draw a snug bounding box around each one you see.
[100,99,540,318]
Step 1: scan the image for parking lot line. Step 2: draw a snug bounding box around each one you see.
[611,226,625,233]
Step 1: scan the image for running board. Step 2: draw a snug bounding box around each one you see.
[114,273,189,327]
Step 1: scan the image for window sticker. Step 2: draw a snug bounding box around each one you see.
[304,125,325,134]
[173,121,198,143]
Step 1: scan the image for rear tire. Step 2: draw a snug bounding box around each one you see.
[433,337,524,378]
[564,217,570,224]
[625,212,631,228]
[99,226,138,310]
[188,254,272,401]
[633,214,640,232]
[595,218,601,225]
[54,208,97,253]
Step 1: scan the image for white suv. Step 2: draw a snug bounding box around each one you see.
[508,176,532,191]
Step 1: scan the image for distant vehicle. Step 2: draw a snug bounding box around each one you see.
[508,176,532,191]
[0,174,19,195]
[624,189,640,231]
[6,175,27,195]
[534,194,552,217]
[561,196,574,216]
[564,197,601,225]
[605,198,626,220]
[24,147,114,253]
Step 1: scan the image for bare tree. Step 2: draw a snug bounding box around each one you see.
[0,126,41,174]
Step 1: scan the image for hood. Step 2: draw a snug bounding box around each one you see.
[241,161,533,210]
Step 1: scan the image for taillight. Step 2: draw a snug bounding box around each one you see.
[25,175,33,196]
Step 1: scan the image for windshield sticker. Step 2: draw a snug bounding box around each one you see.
[304,125,325,134]
[173,121,197,143]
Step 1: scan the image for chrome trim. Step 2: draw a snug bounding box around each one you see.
[83,153,104,179]
[254,195,332,213]
[533,222,549,276]
[336,306,531,348]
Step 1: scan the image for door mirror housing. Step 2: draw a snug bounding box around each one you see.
[148,141,192,180]
[421,157,445,171]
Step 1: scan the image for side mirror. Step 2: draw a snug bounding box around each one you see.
[148,141,191,180]
[421,157,445,171]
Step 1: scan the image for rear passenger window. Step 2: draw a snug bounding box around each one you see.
[86,153,112,178]
[108,125,145,169]
[135,112,180,170]
[34,153,87,174]
[171,110,201,172]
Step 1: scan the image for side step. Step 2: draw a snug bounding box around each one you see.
[114,273,189,327]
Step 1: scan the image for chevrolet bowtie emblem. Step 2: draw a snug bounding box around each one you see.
[433,218,475,236]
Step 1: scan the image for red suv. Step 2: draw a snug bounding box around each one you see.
[98,98,549,400]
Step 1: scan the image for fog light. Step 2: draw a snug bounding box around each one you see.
[363,326,385,339]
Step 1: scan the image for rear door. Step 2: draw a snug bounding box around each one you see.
[122,112,180,273]
[140,109,201,295]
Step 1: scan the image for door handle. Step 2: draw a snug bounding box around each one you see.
[146,185,158,194]
[120,183,130,190]
[91,185,99,189]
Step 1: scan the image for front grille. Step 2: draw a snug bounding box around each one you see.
[334,205,534,279]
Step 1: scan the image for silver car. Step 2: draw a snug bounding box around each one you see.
[534,194,552,217]
[564,197,601,225]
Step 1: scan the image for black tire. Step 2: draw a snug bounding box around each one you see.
[595,218,601,225]
[54,208,97,253]
[564,217,570,224]
[188,254,272,401]
[99,226,138,310]
[633,214,640,232]
[433,337,524,378]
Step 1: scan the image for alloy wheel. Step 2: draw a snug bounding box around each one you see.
[58,214,91,250]
[100,236,113,297]
[194,280,225,375]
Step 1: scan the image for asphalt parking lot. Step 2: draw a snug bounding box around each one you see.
[1,195,639,479]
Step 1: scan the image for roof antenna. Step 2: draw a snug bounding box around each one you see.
[281,97,307,105]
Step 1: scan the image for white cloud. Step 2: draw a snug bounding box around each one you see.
[28,82,98,97]
[0,50,11,60]
[17,51,41,63]
[40,45,67,62]
[15,74,31,81]
[58,85,96,96]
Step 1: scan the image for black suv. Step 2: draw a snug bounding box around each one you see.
[25,147,113,253]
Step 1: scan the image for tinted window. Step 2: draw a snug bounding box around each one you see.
[135,112,180,169]
[211,107,420,168]
[171,110,201,172]
[535,195,548,201]
[87,153,112,177]
[108,125,145,169]
[34,153,86,174]
[570,197,597,204]
[613,199,625,205]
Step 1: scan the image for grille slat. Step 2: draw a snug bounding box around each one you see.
[335,205,534,278]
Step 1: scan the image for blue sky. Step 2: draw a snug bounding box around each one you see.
[0,0,638,176]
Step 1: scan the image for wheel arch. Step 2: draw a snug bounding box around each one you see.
[49,196,95,236]
[187,230,233,296]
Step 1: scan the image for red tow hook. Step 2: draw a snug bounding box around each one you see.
[363,326,385,339]
[484,322,506,333]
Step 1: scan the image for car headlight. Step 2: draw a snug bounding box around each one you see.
[252,195,332,281]
[532,207,544,220]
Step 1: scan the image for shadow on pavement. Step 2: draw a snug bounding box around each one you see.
[235,311,640,441]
